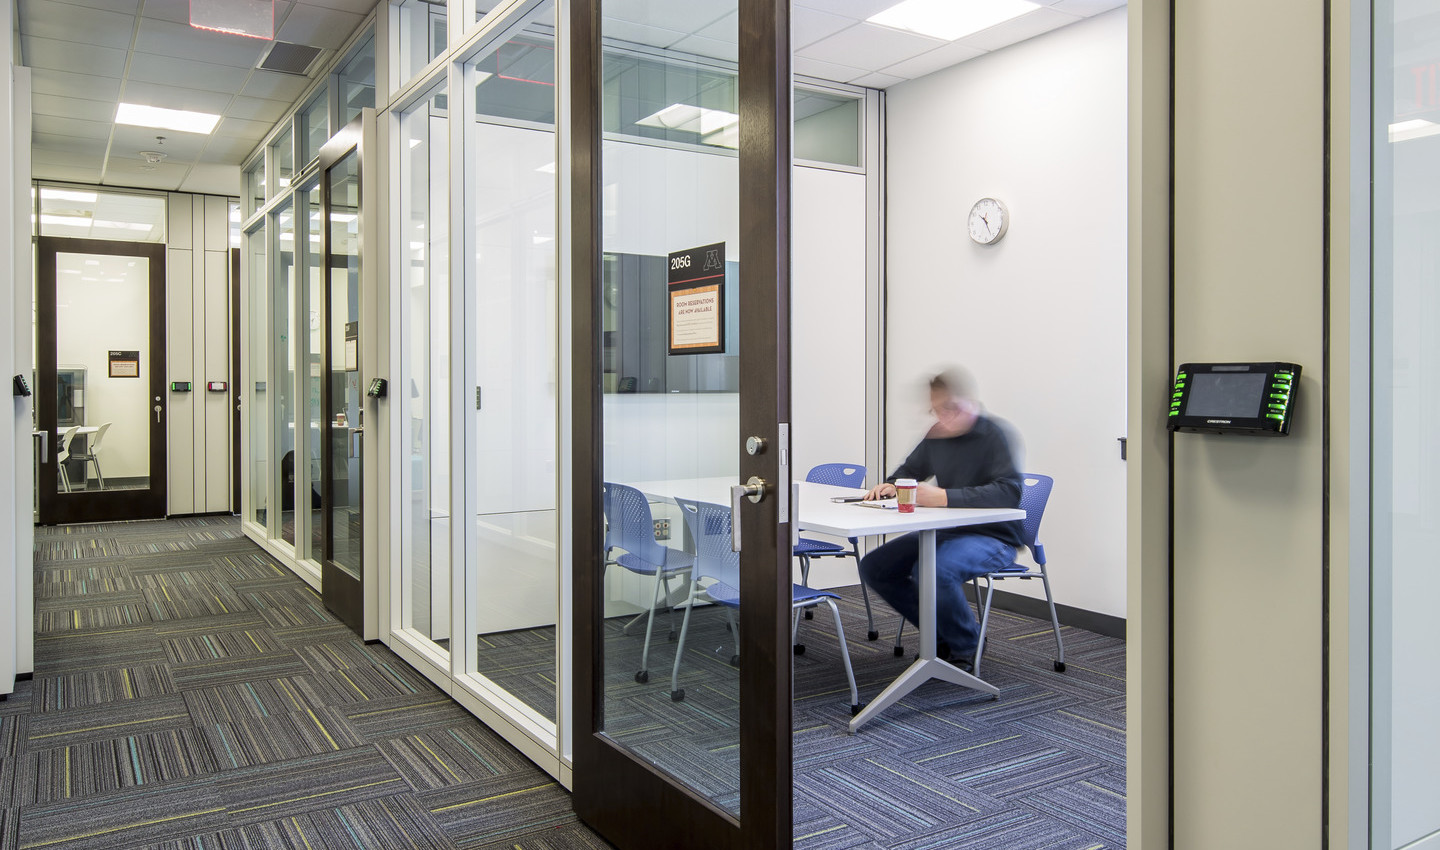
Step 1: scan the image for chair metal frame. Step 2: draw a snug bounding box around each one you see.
[793,463,879,652]
[670,497,860,714]
[602,482,696,685]
[70,421,110,490]
[55,425,80,493]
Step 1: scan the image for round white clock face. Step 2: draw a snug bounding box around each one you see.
[967,197,1008,244]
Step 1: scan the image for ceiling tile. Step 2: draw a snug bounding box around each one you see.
[959,8,1082,52]
[276,4,365,50]
[46,0,140,13]
[33,162,106,183]
[793,55,867,84]
[848,71,906,89]
[111,124,211,159]
[121,80,236,115]
[21,35,128,77]
[126,52,252,95]
[241,70,313,102]
[199,135,265,164]
[215,115,277,142]
[31,93,117,123]
[602,1,730,37]
[300,0,379,14]
[19,2,136,50]
[793,8,858,50]
[135,18,268,68]
[33,113,113,140]
[1050,0,1127,15]
[178,163,242,196]
[225,95,292,124]
[880,40,987,80]
[137,0,190,25]
[669,34,737,64]
[32,136,108,160]
[793,0,898,20]
[801,22,945,71]
[601,19,687,50]
[30,68,124,101]
[104,159,189,190]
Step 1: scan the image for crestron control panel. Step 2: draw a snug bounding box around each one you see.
[1167,362,1300,436]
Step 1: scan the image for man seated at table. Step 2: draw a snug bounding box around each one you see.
[860,368,1024,671]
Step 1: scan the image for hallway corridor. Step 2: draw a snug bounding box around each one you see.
[2,517,609,850]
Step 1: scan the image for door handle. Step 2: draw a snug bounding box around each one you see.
[35,431,48,464]
[349,426,364,458]
[729,476,766,552]
[154,404,163,423]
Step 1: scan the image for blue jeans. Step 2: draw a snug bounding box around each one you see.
[859,532,1016,657]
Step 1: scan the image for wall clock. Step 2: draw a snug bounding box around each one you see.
[967,197,1009,245]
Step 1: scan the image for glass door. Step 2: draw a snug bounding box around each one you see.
[35,237,167,524]
[570,0,795,846]
[319,113,377,637]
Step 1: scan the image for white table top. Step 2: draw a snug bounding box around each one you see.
[625,478,1024,538]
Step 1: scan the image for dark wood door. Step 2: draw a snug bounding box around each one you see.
[569,0,795,846]
[36,237,168,524]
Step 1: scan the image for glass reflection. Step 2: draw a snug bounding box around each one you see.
[469,2,560,723]
[274,201,297,547]
[249,226,268,529]
[326,152,362,576]
[598,0,742,816]
[401,87,451,650]
[300,183,324,562]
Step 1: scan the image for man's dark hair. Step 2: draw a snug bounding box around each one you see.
[929,368,976,400]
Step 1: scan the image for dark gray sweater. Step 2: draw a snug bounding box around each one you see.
[886,416,1025,549]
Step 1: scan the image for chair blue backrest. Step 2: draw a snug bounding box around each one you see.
[675,498,740,589]
[806,463,866,488]
[602,483,667,565]
[1018,473,1055,562]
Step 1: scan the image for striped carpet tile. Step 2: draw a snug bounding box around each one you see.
[339,695,483,741]
[374,725,514,790]
[166,651,312,691]
[237,793,453,850]
[35,598,151,634]
[181,676,344,725]
[162,629,287,664]
[419,773,584,848]
[16,777,230,850]
[212,747,409,828]
[200,706,363,769]
[885,809,1108,850]
[25,694,195,749]
[35,663,176,711]
[16,727,220,806]
[1018,770,1126,847]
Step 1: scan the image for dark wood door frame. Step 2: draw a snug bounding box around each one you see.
[569,0,794,846]
[231,246,241,514]
[318,117,365,637]
[36,236,168,524]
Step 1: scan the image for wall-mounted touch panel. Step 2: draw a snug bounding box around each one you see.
[1167,362,1300,435]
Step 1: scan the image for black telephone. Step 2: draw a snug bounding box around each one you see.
[12,375,31,397]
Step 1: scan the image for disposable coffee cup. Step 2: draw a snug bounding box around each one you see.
[895,478,917,513]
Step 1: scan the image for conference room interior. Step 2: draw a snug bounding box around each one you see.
[26,0,1129,846]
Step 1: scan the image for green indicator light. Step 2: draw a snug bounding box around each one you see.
[1266,414,1286,420]
[1268,404,1287,410]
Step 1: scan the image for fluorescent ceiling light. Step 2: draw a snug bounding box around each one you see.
[116,102,221,135]
[40,188,98,204]
[536,162,557,174]
[92,220,153,232]
[84,259,100,266]
[868,0,1041,41]
[1389,119,1440,143]
[190,0,273,40]
[409,138,423,149]
[330,213,357,223]
[637,103,740,136]
[40,214,92,228]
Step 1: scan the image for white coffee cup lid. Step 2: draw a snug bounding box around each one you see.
[895,478,917,487]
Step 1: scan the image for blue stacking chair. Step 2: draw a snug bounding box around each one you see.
[603,483,696,684]
[670,498,860,715]
[895,474,1064,676]
[793,463,879,646]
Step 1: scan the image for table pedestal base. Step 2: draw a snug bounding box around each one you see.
[849,656,998,733]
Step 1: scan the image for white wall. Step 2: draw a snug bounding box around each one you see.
[885,9,1128,619]
[166,193,235,515]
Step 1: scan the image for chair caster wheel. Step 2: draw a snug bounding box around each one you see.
[1054,661,1067,672]
[668,632,677,641]
[793,644,806,656]
[671,689,685,702]
[850,703,864,717]
[893,646,905,657]
[729,655,740,667]
[804,610,813,620]
[635,670,649,684]
[867,630,879,641]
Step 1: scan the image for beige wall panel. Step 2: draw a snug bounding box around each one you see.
[167,246,195,515]
[192,225,208,507]
[203,195,228,252]
[166,193,192,251]
[1171,0,1325,846]
[203,249,231,511]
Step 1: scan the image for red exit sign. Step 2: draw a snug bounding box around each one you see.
[1410,62,1440,111]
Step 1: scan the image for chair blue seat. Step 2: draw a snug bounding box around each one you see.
[793,463,881,643]
[702,582,838,609]
[793,537,846,555]
[615,550,694,576]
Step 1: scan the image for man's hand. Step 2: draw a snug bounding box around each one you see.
[916,483,948,507]
[864,482,896,501]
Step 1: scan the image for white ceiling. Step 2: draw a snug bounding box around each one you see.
[17,0,374,197]
[18,0,1126,198]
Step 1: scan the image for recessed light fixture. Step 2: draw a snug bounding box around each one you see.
[40,214,93,229]
[39,188,98,204]
[536,162,557,174]
[92,221,154,232]
[637,103,740,136]
[868,0,1041,41]
[116,103,221,135]
[1389,119,1440,143]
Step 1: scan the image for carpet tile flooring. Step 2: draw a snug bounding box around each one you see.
[7,516,1127,849]
[8,517,613,850]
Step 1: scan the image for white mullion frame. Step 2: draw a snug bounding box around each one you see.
[240,220,265,544]
[553,0,573,776]
[268,202,295,560]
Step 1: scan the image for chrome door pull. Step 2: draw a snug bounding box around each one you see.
[729,476,766,551]
[36,431,48,464]
[349,426,364,458]
[154,404,163,423]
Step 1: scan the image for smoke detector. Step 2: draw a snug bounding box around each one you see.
[138,150,167,172]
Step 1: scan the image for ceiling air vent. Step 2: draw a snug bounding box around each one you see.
[257,41,324,76]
